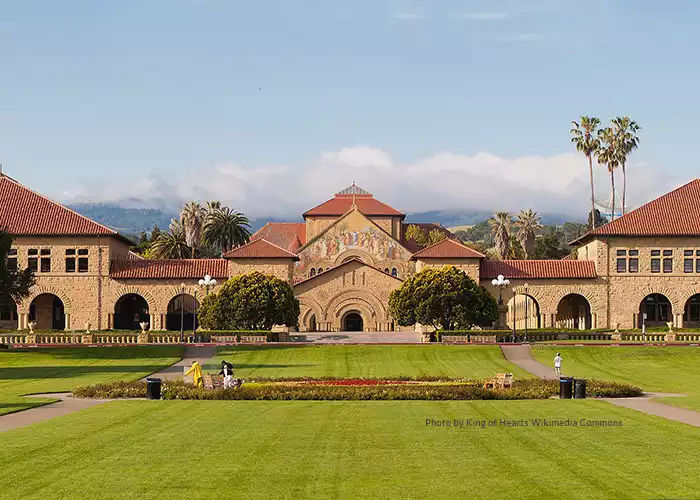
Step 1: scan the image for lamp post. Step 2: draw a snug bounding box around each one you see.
[523,282,530,343]
[491,274,510,305]
[179,283,186,343]
[197,275,217,342]
[512,287,518,343]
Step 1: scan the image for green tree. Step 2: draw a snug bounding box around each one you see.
[596,127,621,220]
[405,224,429,248]
[149,219,191,259]
[388,266,498,330]
[611,117,641,216]
[489,212,511,260]
[181,201,207,258]
[0,230,35,305]
[514,209,542,259]
[534,230,570,260]
[198,271,299,330]
[427,229,447,246]
[571,116,601,228]
[204,206,251,254]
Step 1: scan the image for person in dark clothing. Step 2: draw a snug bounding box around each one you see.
[219,360,234,388]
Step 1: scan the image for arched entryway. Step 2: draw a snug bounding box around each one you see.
[29,294,65,330]
[684,294,700,328]
[556,294,592,330]
[342,312,364,332]
[639,294,672,327]
[114,294,149,330]
[308,314,317,332]
[0,298,18,330]
[166,294,199,331]
[507,294,541,330]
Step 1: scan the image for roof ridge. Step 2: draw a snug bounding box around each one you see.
[0,175,120,237]
[293,257,403,286]
[412,237,485,258]
[223,237,298,258]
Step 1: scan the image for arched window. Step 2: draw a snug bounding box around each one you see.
[317,268,323,274]
[384,268,390,273]
[391,268,398,277]
[310,269,316,277]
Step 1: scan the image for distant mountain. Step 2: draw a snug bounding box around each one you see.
[405,210,576,228]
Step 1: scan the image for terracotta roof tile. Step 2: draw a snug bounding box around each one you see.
[109,259,228,279]
[480,260,597,279]
[0,174,126,241]
[223,238,300,259]
[250,222,306,250]
[304,193,403,217]
[411,238,485,259]
[572,178,700,244]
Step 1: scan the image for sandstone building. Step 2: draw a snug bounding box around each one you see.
[2,172,700,332]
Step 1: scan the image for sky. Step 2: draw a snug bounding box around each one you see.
[2,0,699,218]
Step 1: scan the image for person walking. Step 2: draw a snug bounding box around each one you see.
[554,352,563,376]
[219,360,234,389]
[185,360,204,388]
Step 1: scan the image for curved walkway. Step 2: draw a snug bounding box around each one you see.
[144,345,216,381]
[501,343,700,428]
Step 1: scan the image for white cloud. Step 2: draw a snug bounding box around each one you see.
[65,146,678,221]
[461,12,511,20]
[394,12,425,21]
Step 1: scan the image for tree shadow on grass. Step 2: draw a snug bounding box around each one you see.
[0,346,184,360]
[0,365,176,380]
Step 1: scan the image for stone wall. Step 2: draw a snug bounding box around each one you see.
[415,258,481,282]
[227,259,295,283]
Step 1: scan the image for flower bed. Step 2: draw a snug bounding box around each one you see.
[72,378,642,401]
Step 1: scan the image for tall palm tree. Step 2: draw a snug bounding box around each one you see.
[611,117,640,216]
[489,212,511,260]
[206,200,222,213]
[514,209,542,259]
[570,116,601,228]
[150,219,191,259]
[204,207,252,254]
[596,127,621,220]
[181,202,207,258]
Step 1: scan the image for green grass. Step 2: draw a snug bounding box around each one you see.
[2,399,700,500]
[0,346,184,415]
[208,344,531,379]
[533,346,700,410]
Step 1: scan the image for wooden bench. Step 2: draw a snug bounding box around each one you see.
[470,335,497,344]
[484,373,513,390]
[203,374,224,390]
[240,335,267,343]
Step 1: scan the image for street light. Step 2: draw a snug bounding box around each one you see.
[198,274,217,294]
[196,275,217,342]
[523,282,530,343]
[491,274,511,305]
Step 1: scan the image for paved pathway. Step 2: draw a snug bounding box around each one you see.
[289,331,422,343]
[501,344,559,379]
[144,345,216,381]
[501,343,700,427]
[0,393,113,433]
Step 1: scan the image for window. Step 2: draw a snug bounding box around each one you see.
[28,249,38,272]
[66,248,88,272]
[651,258,660,273]
[663,250,673,256]
[65,249,76,272]
[629,258,639,273]
[384,268,390,273]
[616,249,627,256]
[685,258,694,273]
[663,258,673,273]
[28,249,38,256]
[317,268,323,274]
[78,248,88,255]
[616,258,627,273]
[310,269,316,277]
[697,259,700,274]
[40,250,51,273]
[7,249,17,272]
[391,268,398,277]
[78,257,89,273]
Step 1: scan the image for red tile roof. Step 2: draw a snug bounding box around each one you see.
[303,190,404,217]
[109,259,228,279]
[401,223,454,253]
[223,238,300,259]
[293,257,402,286]
[250,222,306,250]
[480,260,597,279]
[0,174,129,243]
[411,238,485,259]
[571,178,700,244]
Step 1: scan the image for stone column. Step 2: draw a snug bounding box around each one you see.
[64,313,71,331]
[149,313,156,331]
[107,313,114,330]
[675,313,684,329]
[592,313,598,329]
[496,305,508,330]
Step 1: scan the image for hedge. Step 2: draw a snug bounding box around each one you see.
[73,378,642,401]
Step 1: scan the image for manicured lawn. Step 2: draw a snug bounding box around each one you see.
[533,346,700,410]
[209,344,531,379]
[2,399,700,500]
[0,346,184,415]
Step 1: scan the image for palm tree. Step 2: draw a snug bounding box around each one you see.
[206,200,222,213]
[181,202,207,258]
[204,207,252,254]
[596,127,621,220]
[514,209,542,259]
[489,212,511,260]
[570,116,601,228]
[611,117,640,215]
[150,219,191,259]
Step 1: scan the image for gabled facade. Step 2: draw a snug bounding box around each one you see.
[2,173,700,333]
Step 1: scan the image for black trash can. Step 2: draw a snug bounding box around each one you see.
[146,377,162,400]
[559,377,574,399]
[574,379,587,399]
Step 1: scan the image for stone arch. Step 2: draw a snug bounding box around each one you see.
[299,297,324,331]
[20,286,72,311]
[506,291,542,330]
[339,309,367,332]
[334,249,376,267]
[324,290,387,323]
[555,294,593,330]
[165,293,200,331]
[631,286,681,312]
[679,286,700,307]
[108,287,157,313]
[550,286,603,314]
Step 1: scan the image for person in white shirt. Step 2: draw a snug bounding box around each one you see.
[219,360,234,388]
[554,353,563,376]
